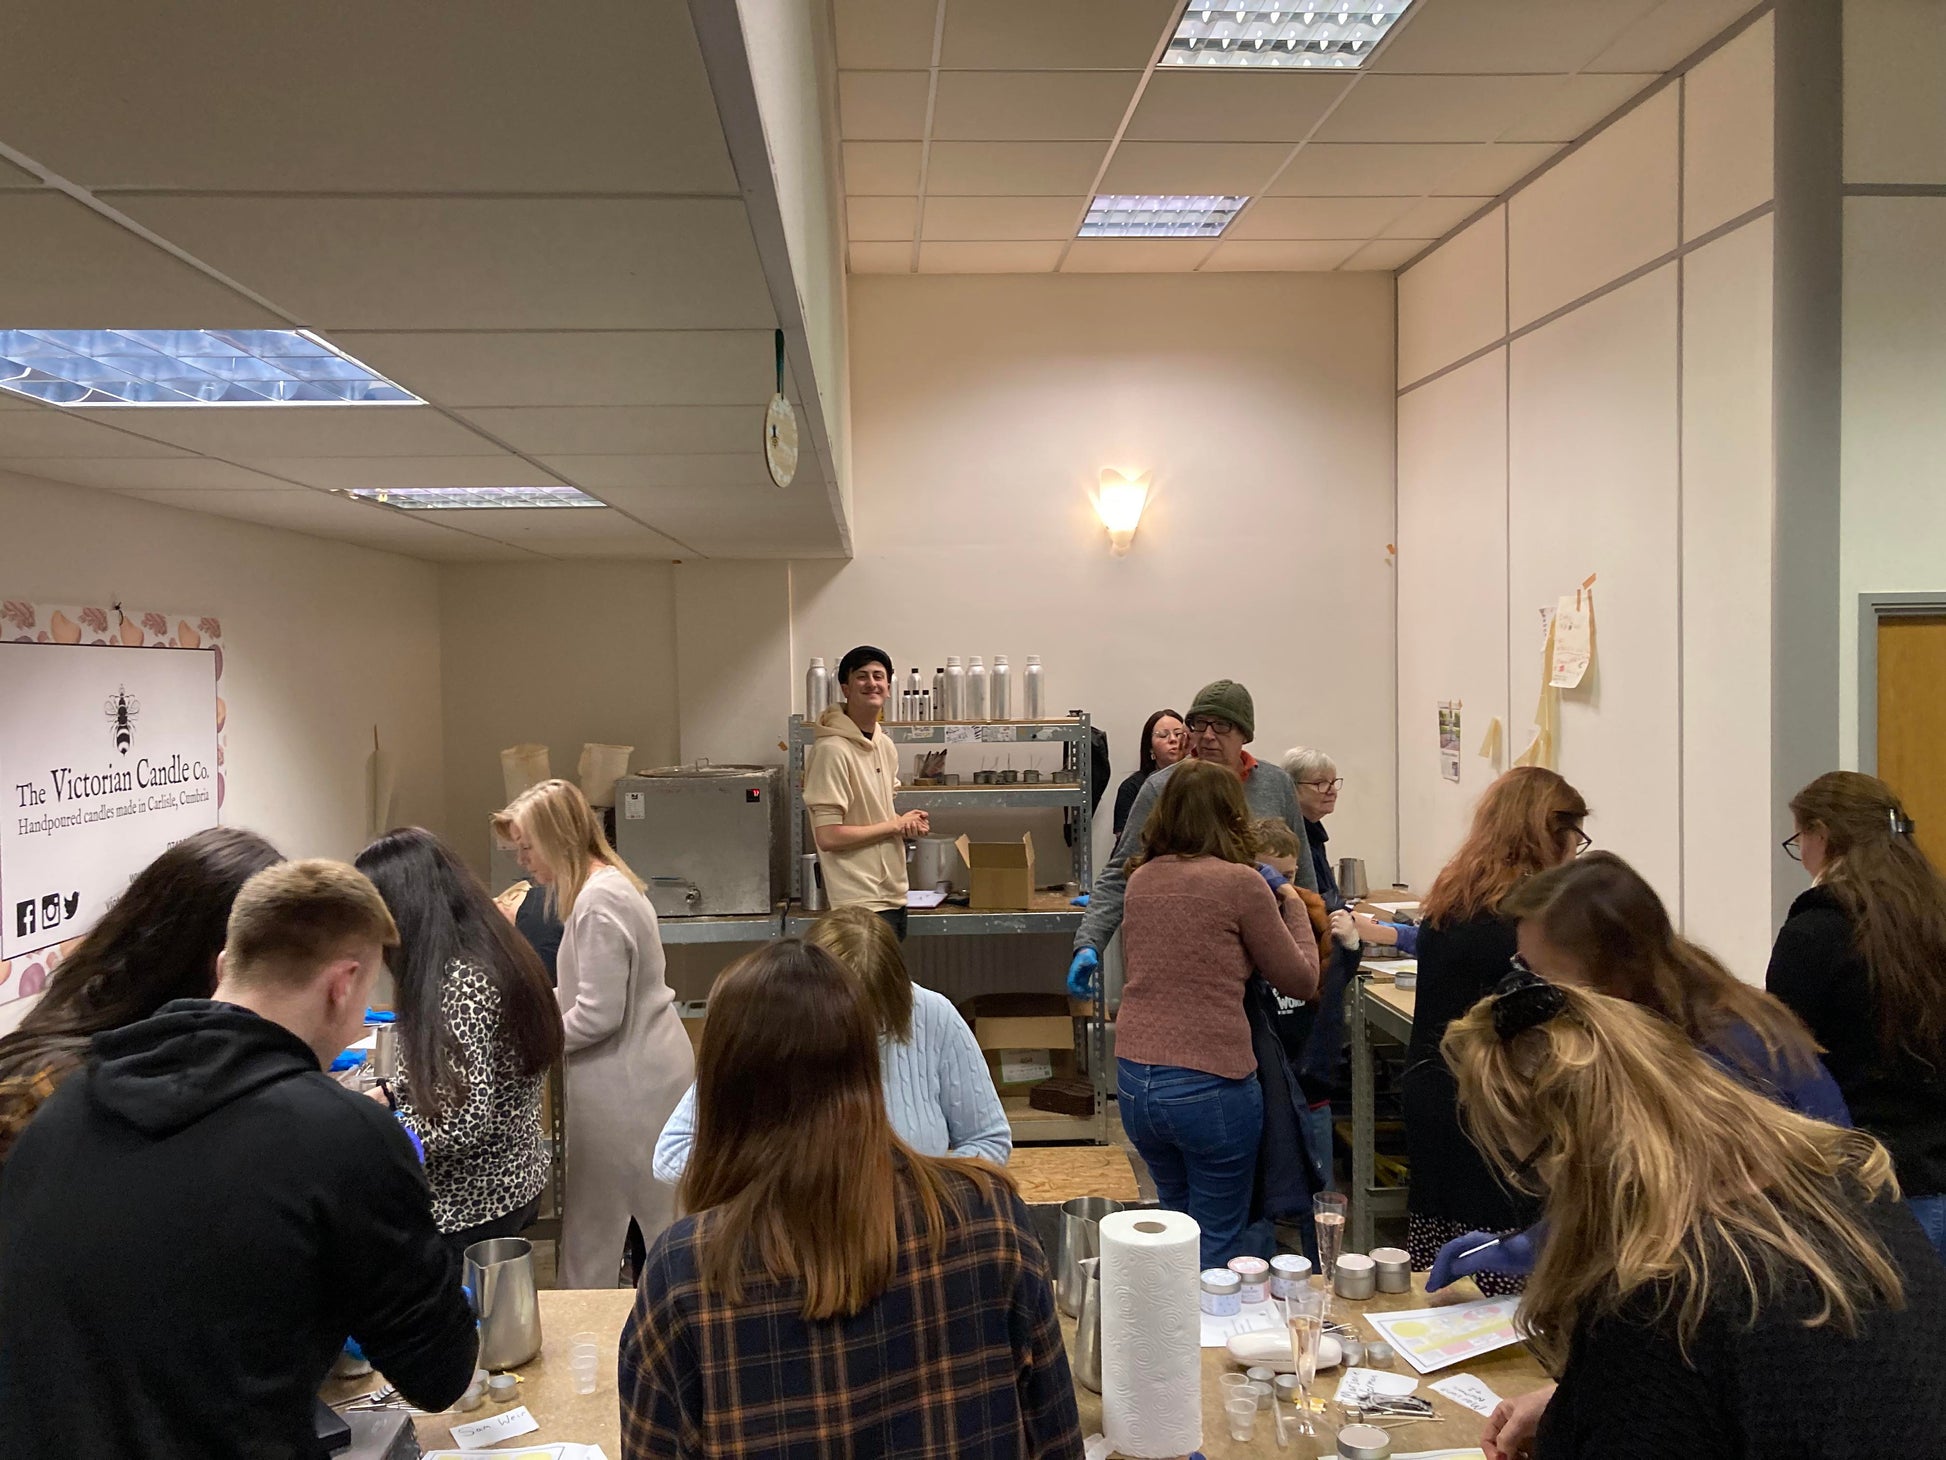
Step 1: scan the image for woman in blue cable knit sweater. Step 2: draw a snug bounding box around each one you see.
[654,907,1011,1182]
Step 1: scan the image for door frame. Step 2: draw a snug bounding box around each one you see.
[1857,592,1946,775]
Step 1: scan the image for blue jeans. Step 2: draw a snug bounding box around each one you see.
[1909,1195,1946,1261]
[1118,1059,1264,1269]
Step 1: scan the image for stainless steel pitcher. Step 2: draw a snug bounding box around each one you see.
[1056,1196,1124,1317]
[464,1237,542,1370]
[1073,1256,1103,1392]
[1338,857,1370,902]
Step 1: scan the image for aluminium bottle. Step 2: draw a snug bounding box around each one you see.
[991,656,1012,720]
[1023,655,1044,719]
[805,658,828,720]
[967,656,989,721]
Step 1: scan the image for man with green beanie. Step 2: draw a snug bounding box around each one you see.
[1068,679,1316,994]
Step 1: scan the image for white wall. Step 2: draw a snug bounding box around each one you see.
[1394,14,1777,976]
[439,560,681,875]
[0,466,446,1032]
[1838,0,1946,767]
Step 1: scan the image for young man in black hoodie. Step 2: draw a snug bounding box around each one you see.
[0,859,478,1459]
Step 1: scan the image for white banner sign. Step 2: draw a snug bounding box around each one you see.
[1,642,219,960]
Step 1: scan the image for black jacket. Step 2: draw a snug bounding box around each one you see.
[1402,914,1539,1231]
[1112,769,1151,839]
[0,1000,477,1459]
[1767,885,1946,1198]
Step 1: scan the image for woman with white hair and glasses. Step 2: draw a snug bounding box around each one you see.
[1282,747,1417,953]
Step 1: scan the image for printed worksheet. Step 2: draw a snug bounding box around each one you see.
[1363,1297,1524,1374]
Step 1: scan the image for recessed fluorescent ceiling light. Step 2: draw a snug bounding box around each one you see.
[1162,1,1413,67]
[347,486,605,510]
[0,329,420,407]
[1080,195,1248,237]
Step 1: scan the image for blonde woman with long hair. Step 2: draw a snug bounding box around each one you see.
[651,905,1010,1182]
[1446,976,1945,1460]
[1771,771,1946,1257]
[493,779,692,1287]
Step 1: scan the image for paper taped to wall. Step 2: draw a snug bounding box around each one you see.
[1549,591,1593,689]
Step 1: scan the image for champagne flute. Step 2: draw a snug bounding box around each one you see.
[1284,1288,1326,1437]
[1314,1191,1349,1295]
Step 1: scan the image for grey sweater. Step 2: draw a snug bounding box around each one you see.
[1075,757,1319,956]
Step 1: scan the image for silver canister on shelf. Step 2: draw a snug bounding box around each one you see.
[907,668,924,721]
[1022,655,1044,718]
[801,854,823,911]
[1056,1196,1124,1316]
[805,658,828,720]
[932,667,946,721]
[943,657,964,720]
[991,655,1011,719]
[966,655,988,720]
[464,1237,542,1371]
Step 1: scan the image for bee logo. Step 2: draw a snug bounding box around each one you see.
[104,686,141,756]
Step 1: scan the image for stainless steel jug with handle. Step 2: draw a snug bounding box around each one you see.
[1056,1197,1124,1317]
[1338,857,1370,902]
[464,1237,542,1370]
[1073,1257,1103,1392]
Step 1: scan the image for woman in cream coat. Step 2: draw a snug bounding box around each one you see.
[494,780,693,1288]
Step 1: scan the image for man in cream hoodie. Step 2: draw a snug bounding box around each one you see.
[804,645,929,939]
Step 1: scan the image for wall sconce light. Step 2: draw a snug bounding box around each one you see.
[1095,468,1151,556]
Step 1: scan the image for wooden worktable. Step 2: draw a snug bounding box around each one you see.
[1073,1275,1549,1457]
[327,1275,1543,1458]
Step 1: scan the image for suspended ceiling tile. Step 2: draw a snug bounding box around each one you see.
[1201,239,1363,271]
[96,405,494,457]
[925,141,1110,194]
[328,331,787,409]
[1340,238,1436,270]
[454,406,759,456]
[238,456,567,491]
[1588,0,1765,73]
[1313,75,1567,143]
[526,532,698,559]
[0,457,302,492]
[849,242,914,273]
[918,240,1067,272]
[0,0,735,193]
[1501,73,1658,144]
[1381,196,1494,239]
[1099,141,1294,195]
[0,410,194,458]
[0,194,280,328]
[838,71,933,139]
[1373,0,1663,74]
[939,0,1179,69]
[835,0,942,69]
[1125,72,1354,144]
[1271,142,1499,197]
[108,486,539,559]
[921,196,1087,240]
[113,197,773,331]
[531,453,778,491]
[930,71,1140,141]
[1230,195,1414,240]
[844,140,925,193]
[593,482,847,556]
[847,196,922,242]
[1063,238,1217,272]
[435,506,686,554]
[1436,141,1562,195]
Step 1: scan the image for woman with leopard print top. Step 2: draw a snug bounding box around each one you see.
[358,829,564,1255]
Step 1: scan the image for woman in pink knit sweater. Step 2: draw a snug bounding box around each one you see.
[1116,758,1321,1267]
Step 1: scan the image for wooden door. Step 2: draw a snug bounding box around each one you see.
[1877,614,1946,870]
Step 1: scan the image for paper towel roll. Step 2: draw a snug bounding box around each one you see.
[1100,1210,1202,1459]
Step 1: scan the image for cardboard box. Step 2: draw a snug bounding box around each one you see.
[961,992,1076,1089]
[954,833,1037,911]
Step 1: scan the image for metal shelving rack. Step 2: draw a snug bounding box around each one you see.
[785,713,1104,1142]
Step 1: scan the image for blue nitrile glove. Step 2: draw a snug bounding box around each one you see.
[1070,893,1090,907]
[1428,1226,1538,1291]
[1256,862,1290,893]
[1066,947,1100,999]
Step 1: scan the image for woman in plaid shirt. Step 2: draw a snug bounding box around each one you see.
[619,940,1083,1460]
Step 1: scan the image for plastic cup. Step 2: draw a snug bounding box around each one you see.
[1226,1396,1258,1441]
[571,1331,600,1349]
[1218,1371,1251,1394]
